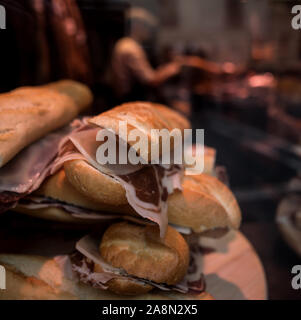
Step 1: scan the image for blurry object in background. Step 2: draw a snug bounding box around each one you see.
[268,104,301,144]
[159,0,179,27]
[0,0,37,90]
[225,0,243,28]
[268,76,301,144]
[48,0,92,84]
[215,166,229,186]
[110,7,181,102]
[31,0,50,83]
[248,73,275,88]
[251,40,276,65]
[276,176,301,257]
[0,0,92,90]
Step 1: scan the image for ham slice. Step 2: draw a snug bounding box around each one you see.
[0,115,182,237]
[64,234,206,294]
[0,125,77,213]
[56,120,183,237]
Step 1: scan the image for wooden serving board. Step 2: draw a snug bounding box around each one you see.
[200,230,267,300]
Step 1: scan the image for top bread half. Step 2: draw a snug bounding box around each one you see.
[0,80,93,168]
[88,101,191,162]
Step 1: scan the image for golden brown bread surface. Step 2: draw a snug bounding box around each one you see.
[36,169,133,214]
[97,222,189,295]
[44,79,93,113]
[167,174,241,232]
[64,160,128,206]
[88,101,191,162]
[0,80,92,168]
[15,169,135,223]
[0,254,213,300]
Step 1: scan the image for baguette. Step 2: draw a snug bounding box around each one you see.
[0,80,92,168]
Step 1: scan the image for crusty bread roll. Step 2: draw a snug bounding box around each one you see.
[44,80,93,113]
[0,80,92,168]
[96,222,189,295]
[64,160,241,232]
[167,174,241,233]
[0,254,213,300]
[88,101,190,162]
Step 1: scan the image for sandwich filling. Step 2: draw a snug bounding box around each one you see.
[52,119,183,237]
[0,118,182,239]
[0,125,74,213]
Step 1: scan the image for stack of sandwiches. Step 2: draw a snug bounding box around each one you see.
[0,82,241,300]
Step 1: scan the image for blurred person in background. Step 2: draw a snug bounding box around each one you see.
[110,7,182,103]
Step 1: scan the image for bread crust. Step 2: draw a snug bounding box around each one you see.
[0,80,92,168]
[88,101,190,162]
[168,174,241,232]
[15,169,135,223]
[36,169,134,214]
[64,160,128,206]
[99,222,189,289]
[44,80,93,113]
[0,254,213,300]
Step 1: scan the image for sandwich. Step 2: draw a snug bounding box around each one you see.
[0,100,241,300]
[0,221,212,299]
[0,80,93,213]
[15,101,241,237]
[16,168,241,236]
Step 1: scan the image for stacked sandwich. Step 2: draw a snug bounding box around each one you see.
[0,85,241,300]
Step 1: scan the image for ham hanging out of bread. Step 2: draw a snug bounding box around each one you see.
[54,119,183,237]
[0,116,182,237]
[0,125,76,213]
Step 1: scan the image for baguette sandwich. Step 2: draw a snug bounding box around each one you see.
[16,102,240,237]
[0,80,92,213]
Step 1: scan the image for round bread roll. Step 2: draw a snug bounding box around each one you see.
[94,222,190,295]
